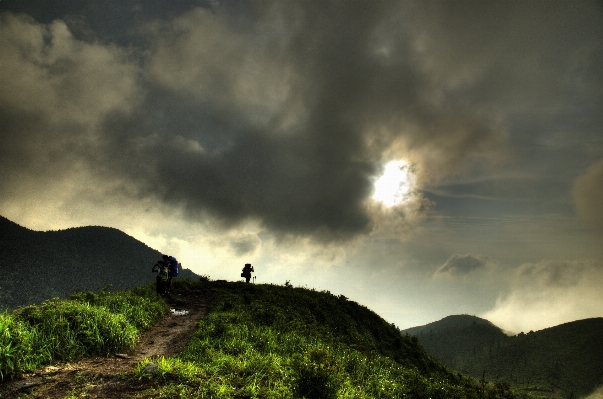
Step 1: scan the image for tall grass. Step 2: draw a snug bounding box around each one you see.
[0,312,42,380]
[136,280,515,398]
[0,283,168,380]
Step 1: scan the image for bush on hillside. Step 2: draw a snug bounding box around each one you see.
[0,284,168,380]
[13,300,138,360]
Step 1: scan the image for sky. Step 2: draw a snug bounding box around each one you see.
[1,0,602,334]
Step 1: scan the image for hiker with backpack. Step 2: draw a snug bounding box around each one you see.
[241,263,254,283]
[151,260,168,295]
[163,254,179,293]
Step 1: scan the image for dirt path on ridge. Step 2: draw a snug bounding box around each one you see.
[0,288,208,399]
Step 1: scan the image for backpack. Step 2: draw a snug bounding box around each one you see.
[168,256,179,277]
[152,262,168,295]
[152,262,168,279]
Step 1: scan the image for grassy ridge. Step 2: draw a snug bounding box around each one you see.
[0,284,168,380]
[1,279,518,397]
[137,280,515,398]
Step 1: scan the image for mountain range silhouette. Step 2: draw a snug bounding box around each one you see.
[0,215,198,310]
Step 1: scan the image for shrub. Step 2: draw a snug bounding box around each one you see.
[0,284,168,379]
[14,300,137,360]
[0,312,46,379]
[70,285,167,330]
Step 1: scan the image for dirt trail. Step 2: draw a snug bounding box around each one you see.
[0,288,208,399]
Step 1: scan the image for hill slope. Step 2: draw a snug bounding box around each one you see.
[0,280,517,398]
[403,315,603,398]
[403,314,505,337]
[401,315,509,370]
[0,215,198,309]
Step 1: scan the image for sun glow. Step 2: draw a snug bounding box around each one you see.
[372,160,413,207]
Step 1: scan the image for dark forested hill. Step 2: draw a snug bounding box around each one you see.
[403,314,505,337]
[0,215,198,309]
[403,315,603,398]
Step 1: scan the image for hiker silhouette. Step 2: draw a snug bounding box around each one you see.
[163,254,178,293]
[241,263,254,283]
[151,260,168,295]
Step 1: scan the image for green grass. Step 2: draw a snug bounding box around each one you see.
[0,283,168,380]
[0,310,42,380]
[0,278,518,397]
[135,280,516,398]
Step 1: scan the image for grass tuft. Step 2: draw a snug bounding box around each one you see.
[0,283,168,380]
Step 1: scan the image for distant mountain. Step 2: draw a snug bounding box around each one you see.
[403,314,504,336]
[0,215,199,309]
[403,315,603,398]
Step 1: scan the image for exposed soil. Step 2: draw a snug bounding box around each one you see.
[0,287,208,399]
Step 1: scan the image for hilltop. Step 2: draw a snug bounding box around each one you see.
[403,315,603,398]
[0,279,516,398]
[403,314,506,337]
[0,215,198,310]
[401,315,509,371]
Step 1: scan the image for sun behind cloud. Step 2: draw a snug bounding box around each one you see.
[372,160,414,207]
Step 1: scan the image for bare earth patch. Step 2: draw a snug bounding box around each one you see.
[0,288,208,399]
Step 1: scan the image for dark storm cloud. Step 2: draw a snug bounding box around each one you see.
[1,0,212,45]
[0,12,140,194]
[105,1,505,239]
[1,1,601,241]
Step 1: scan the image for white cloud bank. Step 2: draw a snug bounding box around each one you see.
[482,259,603,333]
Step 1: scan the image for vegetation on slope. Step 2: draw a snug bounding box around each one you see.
[0,277,519,398]
[405,315,603,398]
[402,315,509,372]
[0,284,168,380]
[135,279,515,398]
[0,215,198,310]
